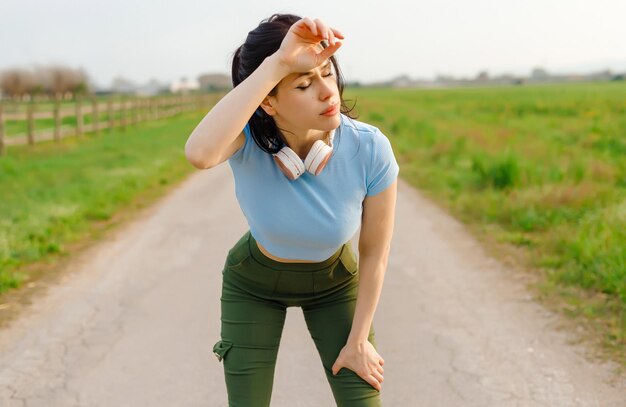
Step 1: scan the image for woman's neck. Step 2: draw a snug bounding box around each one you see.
[281,130,330,160]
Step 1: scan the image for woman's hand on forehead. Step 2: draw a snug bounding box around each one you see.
[298,17,344,46]
[275,17,345,75]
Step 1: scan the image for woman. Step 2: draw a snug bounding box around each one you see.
[185,13,399,407]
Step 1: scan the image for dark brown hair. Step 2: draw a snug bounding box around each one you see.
[231,13,358,154]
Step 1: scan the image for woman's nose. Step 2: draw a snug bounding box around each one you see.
[319,79,336,100]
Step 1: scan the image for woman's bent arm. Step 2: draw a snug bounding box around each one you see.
[350,180,398,345]
[184,53,290,169]
[330,180,397,391]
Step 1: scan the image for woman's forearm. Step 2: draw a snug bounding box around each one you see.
[184,53,290,169]
[346,253,389,345]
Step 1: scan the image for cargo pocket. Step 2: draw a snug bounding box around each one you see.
[339,244,359,276]
[222,235,253,274]
[212,339,233,362]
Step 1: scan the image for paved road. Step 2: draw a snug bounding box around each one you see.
[0,163,624,406]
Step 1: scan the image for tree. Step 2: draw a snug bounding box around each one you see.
[0,68,37,100]
[0,64,91,100]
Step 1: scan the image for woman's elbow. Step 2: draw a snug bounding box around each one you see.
[184,143,212,169]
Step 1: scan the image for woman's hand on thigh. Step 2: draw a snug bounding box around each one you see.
[331,340,385,391]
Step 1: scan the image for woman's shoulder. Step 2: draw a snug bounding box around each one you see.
[340,114,380,136]
[339,115,391,153]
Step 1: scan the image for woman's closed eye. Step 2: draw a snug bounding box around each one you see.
[297,72,334,90]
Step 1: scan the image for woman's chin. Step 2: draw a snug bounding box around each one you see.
[318,115,341,128]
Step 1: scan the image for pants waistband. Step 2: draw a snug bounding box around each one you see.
[247,231,345,272]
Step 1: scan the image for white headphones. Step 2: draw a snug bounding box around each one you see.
[272,129,336,181]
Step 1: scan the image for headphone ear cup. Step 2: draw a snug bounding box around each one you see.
[273,146,305,180]
[304,140,333,176]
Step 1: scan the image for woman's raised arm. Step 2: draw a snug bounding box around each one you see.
[184,17,344,169]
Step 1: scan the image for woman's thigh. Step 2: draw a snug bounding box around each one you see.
[302,272,382,407]
[213,237,288,407]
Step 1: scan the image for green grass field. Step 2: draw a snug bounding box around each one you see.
[0,110,202,292]
[345,82,625,365]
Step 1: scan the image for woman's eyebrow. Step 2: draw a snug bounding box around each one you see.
[293,60,332,80]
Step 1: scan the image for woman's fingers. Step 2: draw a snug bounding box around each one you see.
[286,17,344,68]
[367,374,383,391]
[314,18,331,40]
[318,20,340,46]
[331,27,345,39]
[371,370,385,384]
[327,27,344,47]
[326,28,336,46]
[369,367,384,392]
[301,17,317,36]
[317,41,342,62]
[298,17,344,45]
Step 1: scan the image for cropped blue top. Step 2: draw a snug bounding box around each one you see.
[227,113,400,261]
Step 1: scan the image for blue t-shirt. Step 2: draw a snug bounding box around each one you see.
[228,113,400,261]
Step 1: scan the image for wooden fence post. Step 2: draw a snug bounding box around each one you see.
[53,95,61,142]
[139,98,144,122]
[27,99,35,145]
[121,97,127,131]
[133,97,139,125]
[0,102,5,156]
[107,98,113,132]
[76,95,83,137]
[129,98,134,125]
[147,97,151,120]
[143,98,149,122]
[92,96,99,133]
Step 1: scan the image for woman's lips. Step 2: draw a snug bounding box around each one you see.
[320,104,339,116]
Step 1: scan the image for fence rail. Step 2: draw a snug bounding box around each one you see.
[0,93,223,156]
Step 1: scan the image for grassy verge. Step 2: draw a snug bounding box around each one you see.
[0,110,203,296]
[345,82,625,370]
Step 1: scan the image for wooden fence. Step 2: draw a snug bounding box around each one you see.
[0,93,223,156]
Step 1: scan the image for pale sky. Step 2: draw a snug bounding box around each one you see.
[2,0,626,88]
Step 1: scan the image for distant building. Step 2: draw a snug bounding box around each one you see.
[197,73,232,91]
[530,67,550,81]
[136,78,168,96]
[587,69,613,81]
[389,74,412,87]
[475,71,489,81]
[110,76,137,94]
[170,76,200,94]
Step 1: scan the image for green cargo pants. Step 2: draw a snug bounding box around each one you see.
[212,230,382,407]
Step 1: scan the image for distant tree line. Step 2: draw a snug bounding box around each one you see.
[0,64,91,101]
